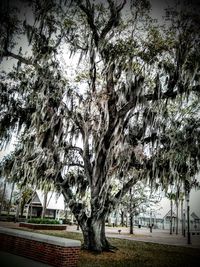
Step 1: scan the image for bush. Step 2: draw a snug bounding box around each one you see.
[27,218,60,224]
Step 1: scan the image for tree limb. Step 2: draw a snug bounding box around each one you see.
[113,176,138,202]
[62,101,85,136]
[75,0,99,46]
[67,163,85,169]
[100,0,126,40]
[4,50,39,68]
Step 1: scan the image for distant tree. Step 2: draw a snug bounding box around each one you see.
[118,181,160,234]
[166,191,176,234]
[0,178,9,214]
[7,180,15,215]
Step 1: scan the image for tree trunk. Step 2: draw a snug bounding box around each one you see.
[26,203,30,219]
[41,191,48,219]
[176,200,179,235]
[15,189,22,222]
[120,210,124,226]
[26,189,37,219]
[30,202,33,219]
[130,213,134,234]
[0,179,7,215]
[79,216,111,252]
[181,199,184,236]
[170,199,173,235]
[7,181,15,215]
[20,201,25,217]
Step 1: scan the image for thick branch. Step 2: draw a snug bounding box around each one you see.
[4,50,39,68]
[67,163,85,169]
[100,0,126,40]
[118,90,176,118]
[113,177,138,202]
[56,173,75,201]
[57,173,87,221]
[75,0,99,46]
[62,101,84,136]
[83,133,93,185]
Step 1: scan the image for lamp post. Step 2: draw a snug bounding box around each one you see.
[183,208,186,237]
[184,179,192,244]
[185,191,191,244]
[149,210,152,233]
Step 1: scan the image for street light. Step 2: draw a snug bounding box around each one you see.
[149,209,153,233]
[183,208,186,237]
[185,191,191,244]
[184,179,193,244]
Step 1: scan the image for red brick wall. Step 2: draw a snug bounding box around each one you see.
[19,222,67,230]
[0,233,80,267]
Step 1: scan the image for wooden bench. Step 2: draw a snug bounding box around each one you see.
[0,227,81,267]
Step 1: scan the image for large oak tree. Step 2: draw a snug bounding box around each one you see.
[0,0,200,251]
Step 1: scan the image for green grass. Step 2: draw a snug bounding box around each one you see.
[33,230,200,267]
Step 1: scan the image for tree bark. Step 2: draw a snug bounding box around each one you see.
[120,210,124,226]
[176,200,179,235]
[181,199,184,236]
[41,191,48,219]
[7,182,15,215]
[0,179,7,215]
[79,216,111,252]
[15,189,22,222]
[130,213,134,234]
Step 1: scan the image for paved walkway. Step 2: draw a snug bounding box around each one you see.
[67,224,200,249]
[0,251,52,267]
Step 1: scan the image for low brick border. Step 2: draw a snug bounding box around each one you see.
[19,222,67,230]
[0,227,81,267]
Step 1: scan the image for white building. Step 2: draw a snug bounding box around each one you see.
[26,190,65,220]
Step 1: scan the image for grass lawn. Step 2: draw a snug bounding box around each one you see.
[32,229,200,267]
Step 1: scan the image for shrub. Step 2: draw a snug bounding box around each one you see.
[27,218,60,224]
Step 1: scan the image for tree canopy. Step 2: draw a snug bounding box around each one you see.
[0,0,200,251]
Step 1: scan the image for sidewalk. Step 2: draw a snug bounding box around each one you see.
[0,251,52,267]
[67,224,200,249]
